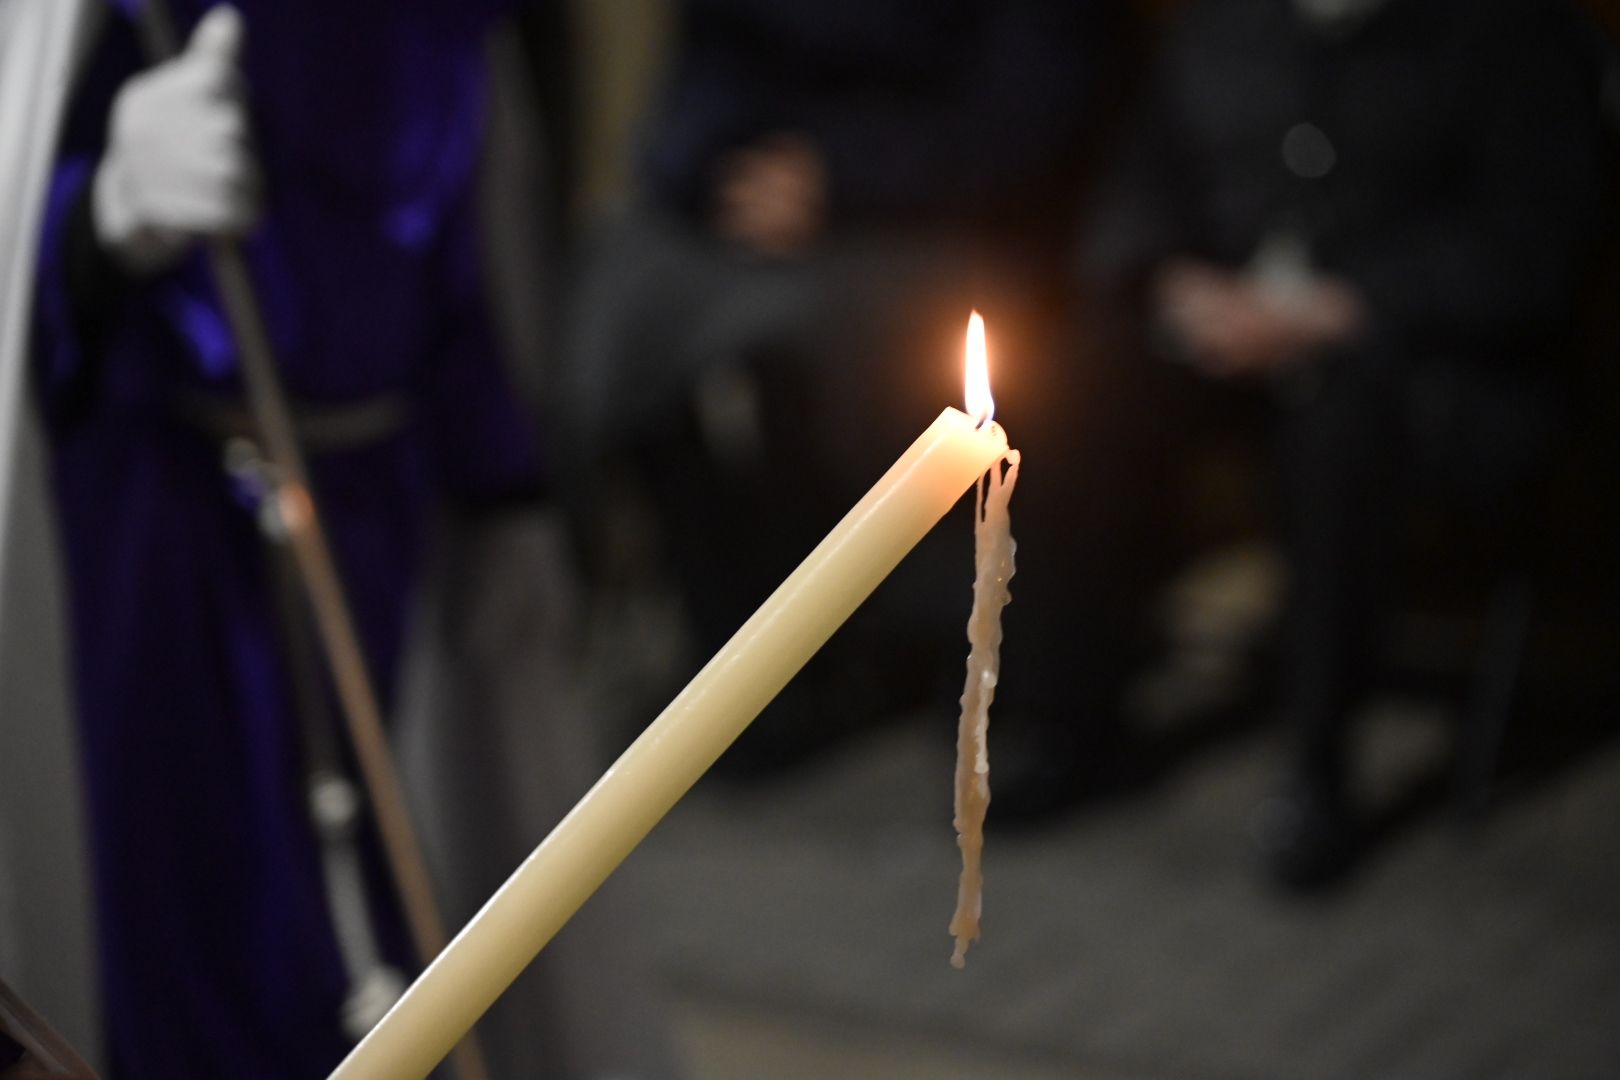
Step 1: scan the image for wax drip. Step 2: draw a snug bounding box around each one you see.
[950,443,1019,968]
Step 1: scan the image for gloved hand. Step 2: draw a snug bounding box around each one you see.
[92,5,261,275]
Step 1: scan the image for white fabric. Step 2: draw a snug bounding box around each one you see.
[92,3,259,274]
[0,0,103,1066]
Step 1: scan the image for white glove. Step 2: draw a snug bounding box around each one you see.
[92,5,262,275]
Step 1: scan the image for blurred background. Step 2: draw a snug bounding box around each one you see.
[510,3,1620,1072]
[484,0,1620,1074]
[5,0,1620,1077]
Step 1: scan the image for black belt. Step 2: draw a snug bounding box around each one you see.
[175,390,411,453]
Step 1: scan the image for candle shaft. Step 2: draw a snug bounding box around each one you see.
[330,407,1008,1080]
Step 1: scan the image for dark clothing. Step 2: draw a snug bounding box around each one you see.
[1083,0,1610,787]
[559,0,1119,763]
[565,216,1027,708]
[642,0,1112,239]
[33,3,540,1076]
[1089,0,1606,356]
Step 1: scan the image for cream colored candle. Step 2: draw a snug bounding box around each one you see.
[329,400,1010,1080]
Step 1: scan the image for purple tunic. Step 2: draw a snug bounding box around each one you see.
[33,3,540,1076]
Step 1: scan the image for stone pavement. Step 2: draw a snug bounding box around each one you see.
[620,702,1620,1079]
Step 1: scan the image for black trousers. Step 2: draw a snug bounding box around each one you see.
[1274,346,1560,791]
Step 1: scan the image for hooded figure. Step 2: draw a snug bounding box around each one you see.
[7,1,632,1076]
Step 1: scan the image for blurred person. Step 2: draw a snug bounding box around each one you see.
[1083,0,1610,887]
[24,2,672,1077]
[557,0,1128,784]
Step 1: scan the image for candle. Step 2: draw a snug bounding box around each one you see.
[949,311,1020,968]
[329,324,1015,1080]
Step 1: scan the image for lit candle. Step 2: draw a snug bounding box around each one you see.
[329,318,1017,1080]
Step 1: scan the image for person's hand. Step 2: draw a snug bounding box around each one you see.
[1154,258,1365,377]
[713,133,827,257]
[92,5,262,275]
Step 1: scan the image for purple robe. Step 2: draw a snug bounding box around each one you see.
[32,3,540,1076]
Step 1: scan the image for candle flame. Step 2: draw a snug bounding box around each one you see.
[964,311,993,427]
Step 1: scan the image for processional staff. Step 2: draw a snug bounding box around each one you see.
[129,4,488,1078]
